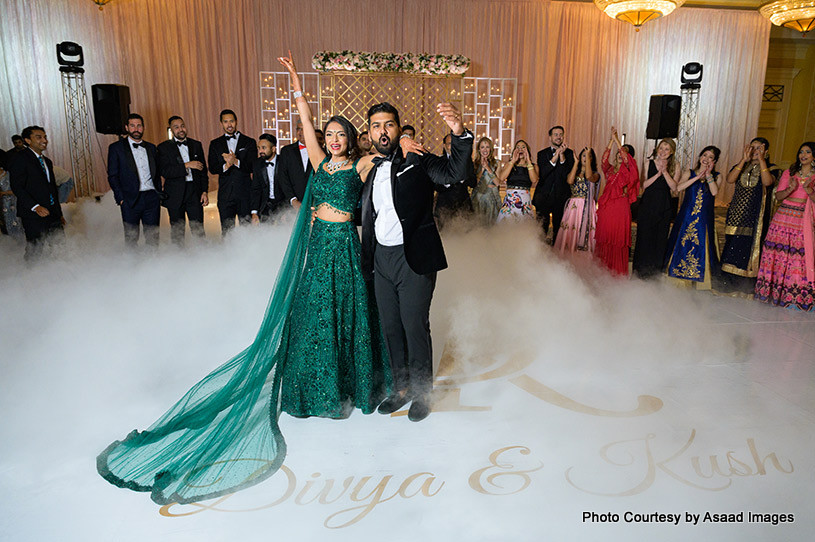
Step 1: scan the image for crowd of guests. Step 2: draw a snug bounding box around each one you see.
[466,126,814,313]
[2,114,813,313]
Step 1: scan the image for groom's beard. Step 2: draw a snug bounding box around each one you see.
[373,134,399,156]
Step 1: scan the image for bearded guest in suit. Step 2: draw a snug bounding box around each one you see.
[8,125,65,259]
[157,115,208,245]
[250,133,283,224]
[533,125,575,243]
[276,120,313,210]
[361,102,473,421]
[433,133,476,229]
[208,109,257,234]
[107,114,162,248]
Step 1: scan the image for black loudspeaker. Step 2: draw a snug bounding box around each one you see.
[91,84,131,135]
[645,95,681,140]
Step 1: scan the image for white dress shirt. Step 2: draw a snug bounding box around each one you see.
[299,144,309,171]
[175,138,193,182]
[129,137,154,191]
[372,161,403,246]
[266,159,277,199]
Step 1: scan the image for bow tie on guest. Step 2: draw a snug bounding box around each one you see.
[266,161,275,167]
[298,143,306,150]
[176,140,188,146]
[131,142,142,149]
[225,134,236,140]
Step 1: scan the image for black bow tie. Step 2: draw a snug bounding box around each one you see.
[132,143,142,149]
[225,134,236,140]
[176,140,188,146]
[266,161,275,167]
[372,154,394,166]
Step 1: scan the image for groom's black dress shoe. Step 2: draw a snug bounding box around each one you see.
[378,393,410,415]
[408,398,431,422]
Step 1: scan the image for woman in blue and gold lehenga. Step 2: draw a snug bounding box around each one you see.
[96,54,409,505]
[664,146,722,289]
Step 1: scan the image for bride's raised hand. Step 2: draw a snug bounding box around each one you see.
[277,51,302,90]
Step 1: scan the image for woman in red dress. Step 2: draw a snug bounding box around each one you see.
[596,127,639,276]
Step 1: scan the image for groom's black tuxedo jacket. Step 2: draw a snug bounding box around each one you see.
[157,138,208,209]
[8,148,62,220]
[208,133,256,204]
[360,130,473,281]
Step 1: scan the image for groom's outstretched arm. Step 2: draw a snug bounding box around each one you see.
[419,102,473,185]
[420,132,473,186]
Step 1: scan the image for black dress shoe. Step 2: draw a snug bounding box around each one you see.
[378,392,410,415]
[407,398,431,422]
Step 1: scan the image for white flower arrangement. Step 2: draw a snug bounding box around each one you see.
[312,51,470,75]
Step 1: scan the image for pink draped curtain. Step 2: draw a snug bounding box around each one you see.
[1,0,769,199]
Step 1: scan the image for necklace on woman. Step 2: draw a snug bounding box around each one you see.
[326,158,349,174]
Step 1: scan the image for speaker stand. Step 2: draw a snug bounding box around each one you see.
[59,66,97,198]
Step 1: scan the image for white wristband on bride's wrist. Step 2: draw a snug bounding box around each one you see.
[293,90,303,99]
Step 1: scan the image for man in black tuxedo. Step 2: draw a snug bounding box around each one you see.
[276,120,313,210]
[533,125,574,242]
[107,113,162,247]
[157,115,208,245]
[207,109,256,234]
[8,125,64,260]
[433,133,476,229]
[250,133,283,225]
[361,102,473,422]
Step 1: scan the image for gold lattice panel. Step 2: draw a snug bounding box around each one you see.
[259,72,515,157]
[319,72,464,153]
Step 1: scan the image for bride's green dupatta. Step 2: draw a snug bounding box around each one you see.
[97,182,315,505]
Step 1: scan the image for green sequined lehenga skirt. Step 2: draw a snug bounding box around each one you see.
[279,217,390,417]
[96,183,390,505]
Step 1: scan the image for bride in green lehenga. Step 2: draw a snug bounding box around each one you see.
[97,54,421,505]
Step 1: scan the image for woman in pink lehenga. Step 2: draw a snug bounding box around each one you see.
[755,141,815,311]
[554,147,599,255]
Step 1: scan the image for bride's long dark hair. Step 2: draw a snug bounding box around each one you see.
[323,115,361,162]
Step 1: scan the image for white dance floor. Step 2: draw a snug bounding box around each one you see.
[1,196,813,541]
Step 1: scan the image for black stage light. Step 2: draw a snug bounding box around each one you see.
[681,62,702,89]
[57,42,85,73]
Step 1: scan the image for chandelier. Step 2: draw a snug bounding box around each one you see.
[760,1,815,36]
[92,0,115,9]
[594,0,685,31]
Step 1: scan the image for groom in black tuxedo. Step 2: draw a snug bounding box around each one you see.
[533,125,574,242]
[208,109,256,234]
[157,115,208,245]
[8,125,65,259]
[107,114,162,247]
[361,102,473,422]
